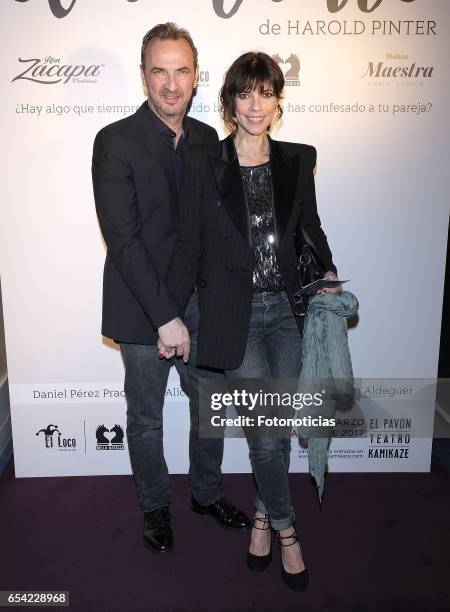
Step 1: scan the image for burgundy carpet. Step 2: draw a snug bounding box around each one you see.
[0,457,449,612]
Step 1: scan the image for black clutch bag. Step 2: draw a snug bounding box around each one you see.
[293,227,326,317]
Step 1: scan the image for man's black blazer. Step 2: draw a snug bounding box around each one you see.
[167,134,337,370]
[92,101,218,344]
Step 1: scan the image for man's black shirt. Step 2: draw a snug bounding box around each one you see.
[145,103,188,191]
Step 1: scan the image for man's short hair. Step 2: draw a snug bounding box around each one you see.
[141,22,198,69]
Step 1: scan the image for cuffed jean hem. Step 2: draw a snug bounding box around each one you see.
[191,490,224,507]
[255,497,295,531]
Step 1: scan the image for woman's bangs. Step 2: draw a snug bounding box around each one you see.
[235,63,274,95]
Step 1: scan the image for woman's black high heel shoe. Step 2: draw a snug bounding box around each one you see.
[277,530,309,591]
[246,514,273,572]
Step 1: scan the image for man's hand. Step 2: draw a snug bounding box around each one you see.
[157,318,190,363]
[317,271,342,295]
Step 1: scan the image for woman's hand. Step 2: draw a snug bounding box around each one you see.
[317,271,342,295]
[157,318,191,363]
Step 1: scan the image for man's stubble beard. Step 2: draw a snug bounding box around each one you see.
[152,100,186,121]
[146,85,191,123]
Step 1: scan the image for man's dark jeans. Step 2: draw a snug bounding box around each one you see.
[120,294,224,513]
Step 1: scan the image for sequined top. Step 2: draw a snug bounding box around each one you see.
[240,162,284,293]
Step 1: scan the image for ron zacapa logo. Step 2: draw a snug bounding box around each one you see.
[12,56,104,85]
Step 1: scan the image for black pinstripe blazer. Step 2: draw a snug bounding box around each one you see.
[167,134,337,370]
[92,102,218,344]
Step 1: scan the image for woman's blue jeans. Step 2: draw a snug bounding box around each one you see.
[225,290,302,531]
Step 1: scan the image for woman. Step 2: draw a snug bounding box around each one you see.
[163,52,339,591]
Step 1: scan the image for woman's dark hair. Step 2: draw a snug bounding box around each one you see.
[220,51,284,133]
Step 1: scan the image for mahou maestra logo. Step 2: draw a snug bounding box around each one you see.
[362,56,434,79]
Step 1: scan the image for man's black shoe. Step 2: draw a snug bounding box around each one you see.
[191,496,250,529]
[143,506,173,553]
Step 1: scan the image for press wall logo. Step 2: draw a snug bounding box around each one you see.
[12,56,104,85]
[13,0,418,20]
[197,70,210,88]
[14,0,137,19]
[96,424,124,451]
[212,0,417,19]
[361,54,434,83]
[272,54,300,86]
[35,424,77,451]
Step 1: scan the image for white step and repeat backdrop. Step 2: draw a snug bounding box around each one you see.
[1,0,448,477]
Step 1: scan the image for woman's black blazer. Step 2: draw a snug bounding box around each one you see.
[167,134,337,370]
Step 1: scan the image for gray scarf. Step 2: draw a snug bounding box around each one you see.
[295,291,359,502]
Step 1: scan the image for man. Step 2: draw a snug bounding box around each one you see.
[92,23,250,554]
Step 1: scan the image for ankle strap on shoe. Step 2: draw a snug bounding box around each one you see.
[277,531,298,546]
[253,514,270,530]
